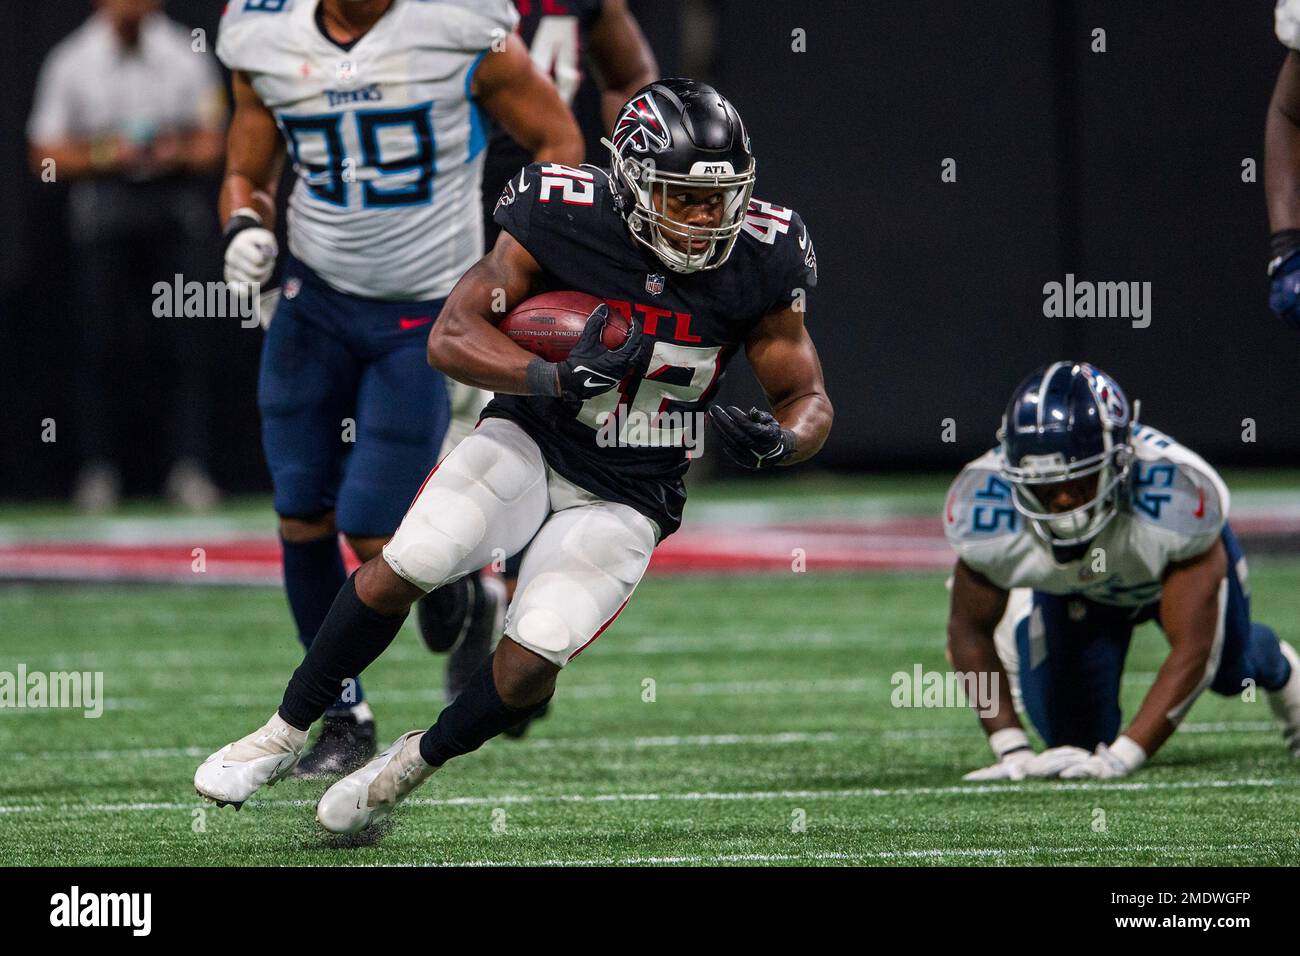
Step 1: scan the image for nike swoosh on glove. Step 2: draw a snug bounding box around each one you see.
[962,748,1035,781]
[554,304,650,403]
[707,405,797,469]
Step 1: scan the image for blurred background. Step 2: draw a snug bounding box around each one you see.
[0,0,1295,507]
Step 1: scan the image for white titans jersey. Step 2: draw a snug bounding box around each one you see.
[217,0,518,300]
[1280,0,1300,49]
[944,424,1230,608]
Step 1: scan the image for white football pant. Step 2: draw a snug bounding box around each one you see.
[384,417,658,667]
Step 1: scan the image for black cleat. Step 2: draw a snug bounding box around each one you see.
[502,700,551,740]
[292,713,377,779]
[418,573,499,655]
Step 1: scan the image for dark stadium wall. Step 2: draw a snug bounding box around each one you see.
[0,0,1294,499]
[711,0,1299,471]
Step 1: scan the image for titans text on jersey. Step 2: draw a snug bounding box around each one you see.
[216,0,519,300]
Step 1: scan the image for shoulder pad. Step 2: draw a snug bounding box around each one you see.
[741,199,817,312]
[404,0,520,51]
[216,0,299,73]
[492,162,611,245]
[943,452,1024,550]
[1127,456,1226,538]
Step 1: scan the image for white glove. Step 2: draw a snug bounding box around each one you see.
[224,210,277,288]
[1058,737,1147,780]
[963,748,1034,781]
[1022,745,1093,778]
[963,727,1035,781]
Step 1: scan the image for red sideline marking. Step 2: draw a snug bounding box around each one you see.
[1,513,1297,585]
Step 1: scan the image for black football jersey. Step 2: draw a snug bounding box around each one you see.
[481,0,607,245]
[483,161,818,537]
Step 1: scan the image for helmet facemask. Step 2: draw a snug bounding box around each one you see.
[604,137,756,273]
[1001,443,1132,548]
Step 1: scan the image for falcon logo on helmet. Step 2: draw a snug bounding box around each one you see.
[613,94,672,154]
[997,361,1138,548]
[603,78,757,274]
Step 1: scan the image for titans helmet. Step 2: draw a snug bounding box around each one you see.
[603,78,756,273]
[997,361,1137,547]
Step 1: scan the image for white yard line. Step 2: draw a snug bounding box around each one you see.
[0,777,1287,817]
[2,721,1277,762]
[401,842,1278,867]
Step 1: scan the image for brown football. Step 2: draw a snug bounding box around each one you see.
[499,291,630,363]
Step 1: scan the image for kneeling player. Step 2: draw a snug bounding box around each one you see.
[194,79,832,831]
[945,362,1300,780]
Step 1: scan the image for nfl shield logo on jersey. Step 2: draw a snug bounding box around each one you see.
[283,277,302,300]
[645,273,665,295]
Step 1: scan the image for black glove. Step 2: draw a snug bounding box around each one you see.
[528,304,650,402]
[707,405,797,469]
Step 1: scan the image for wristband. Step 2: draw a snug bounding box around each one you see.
[525,357,560,397]
[988,727,1030,759]
[1268,229,1300,275]
[223,207,264,250]
[1107,735,1147,772]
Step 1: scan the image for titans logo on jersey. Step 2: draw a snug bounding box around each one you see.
[944,424,1230,607]
[484,161,817,536]
[216,0,519,300]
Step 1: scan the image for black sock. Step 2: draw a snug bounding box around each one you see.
[281,534,361,711]
[419,655,550,767]
[278,573,408,731]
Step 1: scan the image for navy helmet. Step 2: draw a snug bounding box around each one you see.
[997,362,1137,546]
[603,78,756,273]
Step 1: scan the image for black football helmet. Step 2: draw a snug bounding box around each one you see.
[997,362,1137,547]
[603,78,756,273]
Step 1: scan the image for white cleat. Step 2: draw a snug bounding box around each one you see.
[316,730,437,834]
[194,712,308,808]
[1268,641,1300,757]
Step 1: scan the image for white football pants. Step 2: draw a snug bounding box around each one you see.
[384,416,658,667]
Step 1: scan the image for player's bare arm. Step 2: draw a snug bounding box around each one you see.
[425,231,547,394]
[1266,51,1300,232]
[1120,538,1229,758]
[741,304,833,464]
[473,34,584,167]
[218,70,284,227]
[1265,49,1300,327]
[946,559,1015,733]
[588,0,659,133]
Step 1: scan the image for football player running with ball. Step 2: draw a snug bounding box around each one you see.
[945,363,1300,781]
[215,0,582,776]
[195,79,832,832]
[419,0,660,738]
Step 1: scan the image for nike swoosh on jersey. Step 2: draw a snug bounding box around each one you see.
[518,170,531,192]
[399,316,434,330]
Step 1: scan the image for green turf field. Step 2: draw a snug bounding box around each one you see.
[3,562,1300,866]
